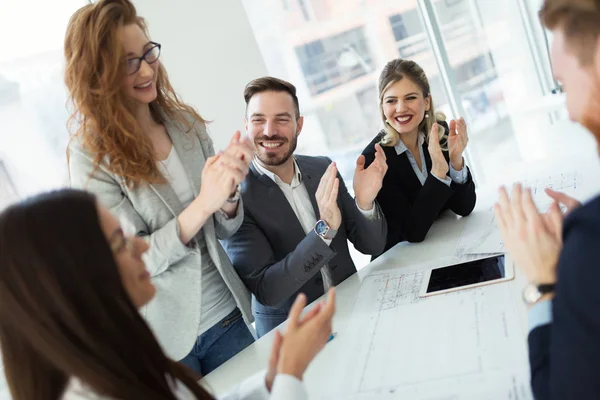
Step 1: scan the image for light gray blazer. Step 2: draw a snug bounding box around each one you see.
[68,113,253,360]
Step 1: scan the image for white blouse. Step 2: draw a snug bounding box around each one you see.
[61,370,307,400]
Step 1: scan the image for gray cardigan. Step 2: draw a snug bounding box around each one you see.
[68,113,253,360]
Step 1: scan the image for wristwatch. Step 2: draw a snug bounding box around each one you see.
[314,220,337,240]
[226,186,241,203]
[523,282,556,305]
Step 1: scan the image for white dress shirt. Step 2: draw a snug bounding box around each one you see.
[394,132,467,186]
[252,157,375,290]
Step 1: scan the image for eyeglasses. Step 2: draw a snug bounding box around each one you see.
[126,42,161,75]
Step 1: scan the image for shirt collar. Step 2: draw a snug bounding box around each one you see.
[252,157,302,187]
[394,132,426,155]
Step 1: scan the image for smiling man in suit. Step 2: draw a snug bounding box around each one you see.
[222,76,388,337]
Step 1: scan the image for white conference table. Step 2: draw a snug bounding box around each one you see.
[203,155,600,399]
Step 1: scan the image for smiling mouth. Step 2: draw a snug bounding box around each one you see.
[394,115,413,124]
[134,80,152,90]
[260,141,284,149]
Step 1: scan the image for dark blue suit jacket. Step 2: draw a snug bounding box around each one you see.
[528,194,600,399]
[222,155,387,337]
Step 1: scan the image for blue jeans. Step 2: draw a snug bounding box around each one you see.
[179,308,255,375]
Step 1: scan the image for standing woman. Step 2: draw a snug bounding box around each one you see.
[65,0,255,374]
[361,59,476,252]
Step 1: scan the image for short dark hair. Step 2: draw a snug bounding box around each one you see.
[243,76,301,119]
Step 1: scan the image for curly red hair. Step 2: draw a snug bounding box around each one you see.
[64,0,205,187]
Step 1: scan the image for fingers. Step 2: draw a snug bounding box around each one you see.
[229,130,241,147]
[269,330,282,370]
[318,288,336,323]
[428,123,442,155]
[522,188,542,226]
[373,144,388,173]
[287,293,307,331]
[328,178,339,205]
[449,119,457,135]
[496,186,512,227]
[316,162,336,201]
[299,303,322,325]
[510,184,526,224]
[218,152,250,176]
[355,155,366,172]
[226,132,254,164]
[548,201,563,241]
[544,188,580,211]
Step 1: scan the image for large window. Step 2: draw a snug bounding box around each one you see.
[0,0,84,211]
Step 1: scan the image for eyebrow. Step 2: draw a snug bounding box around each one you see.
[384,92,419,100]
[126,41,153,57]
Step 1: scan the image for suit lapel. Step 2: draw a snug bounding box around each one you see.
[295,157,321,219]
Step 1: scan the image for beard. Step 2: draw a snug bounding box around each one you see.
[255,133,298,166]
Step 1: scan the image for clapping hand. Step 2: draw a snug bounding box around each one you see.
[316,163,342,230]
[448,117,468,171]
[428,122,449,179]
[353,144,388,210]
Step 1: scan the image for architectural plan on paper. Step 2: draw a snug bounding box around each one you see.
[455,171,582,256]
[327,264,532,400]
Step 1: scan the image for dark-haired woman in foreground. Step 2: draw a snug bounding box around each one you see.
[0,189,334,399]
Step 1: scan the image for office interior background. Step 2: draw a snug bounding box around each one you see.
[0,0,595,395]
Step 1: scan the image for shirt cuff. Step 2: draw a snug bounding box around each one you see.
[449,161,468,184]
[528,300,553,333]
[217,369,270,400]
[432,173,452,187]
[271,374,307,400]
[355,198,376,219]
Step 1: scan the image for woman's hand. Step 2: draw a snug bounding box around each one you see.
[448,117,468,171]
[428,123,449,179]
[275,289,336,381]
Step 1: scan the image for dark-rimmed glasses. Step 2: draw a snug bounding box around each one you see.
[126,42,161,75]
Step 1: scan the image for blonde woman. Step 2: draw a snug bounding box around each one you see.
[361,59,476,252]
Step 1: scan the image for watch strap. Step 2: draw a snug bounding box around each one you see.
[537,283,556,294]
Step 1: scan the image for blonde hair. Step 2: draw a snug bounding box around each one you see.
[378,59,446,147]
[64,0,206,188]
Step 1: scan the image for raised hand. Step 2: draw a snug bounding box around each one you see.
[276,289,336,380]
[494,184,562,285]
[545,188,581,215]
[353,144,388,210]
[448,117,468,170]
[221,131,254,192]
[196,153,246,215]
[315,163,342,230]
[428,122,449,179]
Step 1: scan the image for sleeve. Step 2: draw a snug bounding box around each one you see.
[333,161,387,256]
[528,300,552,332]
[195,121,244,239]
[222,210,337,307]
[528,210,600,399]
[68,145,191,277]
[355,198,377,220]
[216,370,307,400]
[432,173,452,187]
[446,163,476,217]
[449,162,468,184]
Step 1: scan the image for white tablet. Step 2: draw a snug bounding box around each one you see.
[419,254,514,298]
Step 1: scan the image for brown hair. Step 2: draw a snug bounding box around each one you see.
[0,189,211,400]
[64,0,205,188]
[243,76,301,119]
[377,59,446,147]
[539,0,600,140]
[539,0,600,64]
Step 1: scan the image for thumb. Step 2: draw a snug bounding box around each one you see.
[449,119,456,134]
[355,155,366,171]
[229,130,241,146]
[287,293,307,332]
[428,123,440,148]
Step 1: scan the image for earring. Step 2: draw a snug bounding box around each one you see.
[424,112,429,119]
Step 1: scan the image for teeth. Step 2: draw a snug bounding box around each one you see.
[262,142,282,149]
[396,116,411,122]
[135,81,152,89]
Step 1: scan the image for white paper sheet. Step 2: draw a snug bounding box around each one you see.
[322,261,532,399]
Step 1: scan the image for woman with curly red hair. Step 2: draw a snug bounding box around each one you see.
[65,0,255,374]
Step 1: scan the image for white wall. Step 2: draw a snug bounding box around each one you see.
[133,0,268,151]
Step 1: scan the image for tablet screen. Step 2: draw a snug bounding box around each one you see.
[426,255,506,293]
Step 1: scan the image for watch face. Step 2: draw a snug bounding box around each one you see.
[523,284,542,304]
[315,220,328,235]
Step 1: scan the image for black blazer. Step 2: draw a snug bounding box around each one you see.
[528,194,600,399]
[222,155,387,335]
[362,121,476,252]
